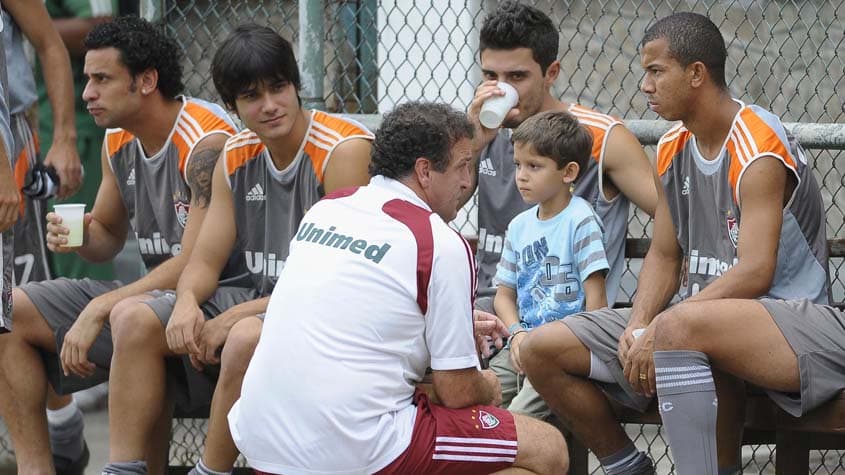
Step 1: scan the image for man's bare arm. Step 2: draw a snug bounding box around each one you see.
[620,169,683,363]
[4,0,81,198]
[322,138,372,193]
[52,16,113,57]
[603,124,658,216]
[432,367,501,409]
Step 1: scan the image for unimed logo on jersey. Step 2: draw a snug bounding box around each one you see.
[137,232,182,256]
[296,222,391,263]
[245,251,284,278]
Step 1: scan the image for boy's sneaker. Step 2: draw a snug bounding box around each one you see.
[53,440,89,475]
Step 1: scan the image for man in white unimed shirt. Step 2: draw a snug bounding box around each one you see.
[228,101,567,475]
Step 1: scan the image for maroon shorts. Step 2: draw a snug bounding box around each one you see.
[374,392,518,475]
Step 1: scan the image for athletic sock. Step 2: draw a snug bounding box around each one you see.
[654,350,718,475]
[47,399,85,462]
[600,442,653,474]
[189,459,232,475]
[101,460,147,475]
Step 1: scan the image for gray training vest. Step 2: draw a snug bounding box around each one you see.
[223,111,373,295]
[659,101,829,304]
[108,97,235,271]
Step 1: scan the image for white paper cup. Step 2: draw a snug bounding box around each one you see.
[53,203,85,247]
[479,82,519,129]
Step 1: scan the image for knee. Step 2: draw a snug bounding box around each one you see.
[110,302,163,350]
[4,288,50,346]
[220,317,262,375]
[653,303,707,351]
[521,323,585,378]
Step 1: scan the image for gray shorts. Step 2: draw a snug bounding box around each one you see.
[19,277,123,394]
[562,307,653,412]
[760,298,845,417]
[143,286,261,414]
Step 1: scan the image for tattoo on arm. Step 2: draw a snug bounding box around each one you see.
[186,148,221,209]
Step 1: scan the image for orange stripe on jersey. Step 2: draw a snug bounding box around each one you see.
[656,126,690,176]
[175,102,237,176]
[726,108,797,202]
[304,111,373,183]
[568,104,619,163]
[225,131,266,176]
[106,129,135,159]
[14,149,28,216]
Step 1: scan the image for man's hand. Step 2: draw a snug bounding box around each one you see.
[59,298,109,377]
[195,315,231,366]
[622,323,657,397]
[43,139,82,199]
[166,297,204,356]
[45,211,92,252]
[508,331,529,374]
[467,80,519,153]
[473,309,509,358]
[481,369,503,407]
[0,170,19,232]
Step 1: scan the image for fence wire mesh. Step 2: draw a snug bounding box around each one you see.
[3,0,844,472]
[161,0,844,472]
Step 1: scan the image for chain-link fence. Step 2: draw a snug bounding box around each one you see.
[3,0,844,472]
[154,0,844,473]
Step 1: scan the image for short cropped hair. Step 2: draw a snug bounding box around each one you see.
[211,24,301,110]
[641,12,728,89]
[512,111,593,179]
[479,1,558,74]
[84,16,183,99]
[369,102,474,180]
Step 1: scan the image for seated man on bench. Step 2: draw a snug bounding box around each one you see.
[521,12,829,475]
[102,24,373,475]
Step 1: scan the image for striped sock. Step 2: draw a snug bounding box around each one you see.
[189,459,232,475]
[654,350,718,475]
[600,442,653,474]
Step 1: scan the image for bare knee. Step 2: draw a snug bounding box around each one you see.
[4,288,54,349]
[511,413,568,475]
[110,300,164,352]
[653,303,711,351]
[220,316,262,376]
[521,322,590,380]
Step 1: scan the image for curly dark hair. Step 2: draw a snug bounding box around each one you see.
[642,12,728,90]
[211,24,301,111]
[84,16,183,99]
[369,102,474,180]
[512,111,593,180]
[480,1,558,74]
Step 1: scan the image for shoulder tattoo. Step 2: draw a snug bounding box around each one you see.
[186,147,221,209]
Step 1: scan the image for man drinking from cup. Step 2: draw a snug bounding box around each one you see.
[464,0,658,420]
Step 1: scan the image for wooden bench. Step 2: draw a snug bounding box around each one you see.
[561,237,845,475]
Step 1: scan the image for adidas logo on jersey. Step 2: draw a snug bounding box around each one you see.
[126,169,136,186]
[479,157,497,177]
[681,176,690,196]
[246,183,266,202]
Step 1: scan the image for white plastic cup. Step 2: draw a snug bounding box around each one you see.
[479,82,519,129]
[53,203,85,247]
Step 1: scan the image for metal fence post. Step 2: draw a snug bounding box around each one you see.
[299,0,326,110]
[139,0,165,22]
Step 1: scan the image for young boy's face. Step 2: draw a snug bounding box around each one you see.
[234,78,300,142]
[513,141,575,206]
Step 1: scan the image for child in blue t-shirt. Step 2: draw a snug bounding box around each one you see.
[492,111,609,418]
